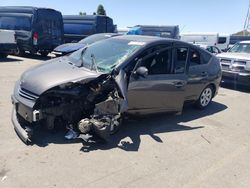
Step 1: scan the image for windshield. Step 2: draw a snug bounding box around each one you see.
[79,34,110,45]
[228,43,250,53]
[0,16,31,31]
[68,38,142,73]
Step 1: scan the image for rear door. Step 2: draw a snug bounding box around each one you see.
[127,43,188,114]
[186,47,212,100]
[36,9,63,48]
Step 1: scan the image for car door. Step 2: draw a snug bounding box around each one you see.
[127,44,188,114]
[186,47,212,101]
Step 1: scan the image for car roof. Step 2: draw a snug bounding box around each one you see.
[112,35,177,44]
[0,6,58,12]
[91,33,121,37]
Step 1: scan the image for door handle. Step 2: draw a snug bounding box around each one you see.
[201,72,208,77]
[174,81,185,88]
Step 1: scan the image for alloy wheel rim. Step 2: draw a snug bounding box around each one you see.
[200,88,212,107]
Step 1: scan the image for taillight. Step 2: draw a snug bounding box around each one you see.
[33,32,38,45]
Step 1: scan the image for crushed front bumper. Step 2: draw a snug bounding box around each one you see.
[11,106,32,144]
[11,95,34,144]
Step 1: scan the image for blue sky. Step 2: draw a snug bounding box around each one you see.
[1,0,249,34]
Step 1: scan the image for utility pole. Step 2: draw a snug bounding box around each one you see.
[243,1,250,35]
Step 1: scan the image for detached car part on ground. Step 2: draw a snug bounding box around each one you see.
[11,35,222,144]
[217,41,250,86]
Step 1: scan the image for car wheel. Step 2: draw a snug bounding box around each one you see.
[196,85,213,109]
[14,47,25,56]
[40,52,49,57]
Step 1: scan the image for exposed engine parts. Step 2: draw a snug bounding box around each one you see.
[32,71,127,142]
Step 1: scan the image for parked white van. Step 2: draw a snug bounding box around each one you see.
[0,29,16,58]
[181,33,229,51]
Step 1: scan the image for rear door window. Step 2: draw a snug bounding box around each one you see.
[174,47,188,74]
[189,49,201,66]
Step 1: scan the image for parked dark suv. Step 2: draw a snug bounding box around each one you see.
[63,15,115,43]
[11,35,222,144]
[0,6,64,56]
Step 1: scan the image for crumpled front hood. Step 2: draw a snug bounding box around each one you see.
[20,57,100,95]
[217,52,250,61]
[54,43,86,53]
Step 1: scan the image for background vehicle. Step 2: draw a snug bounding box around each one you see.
[195,44,222,54]
[0,29,17,58]
[63,15,115,43]
[229,35,250,48]
[181,33,229,51]
[11,35,221,143]
[0,6,64,56]
[117,28,129,34]
[217,34,230,50]
[127,25,180,39]
[217,41,250,86]
[52,33,121,56]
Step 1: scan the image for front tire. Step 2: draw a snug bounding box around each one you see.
[195,85,213,109]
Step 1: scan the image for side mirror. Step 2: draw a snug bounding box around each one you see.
[135,66,148,78]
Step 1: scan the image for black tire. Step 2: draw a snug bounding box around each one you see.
[40,52,49,57]
[14,47,25,56]
[195,85,214,109]
[0,53,8,58]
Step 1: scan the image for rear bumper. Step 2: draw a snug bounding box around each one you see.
[222,70,250,86]
[0,43,17,53]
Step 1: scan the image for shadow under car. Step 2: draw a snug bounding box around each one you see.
[31,101,228,152]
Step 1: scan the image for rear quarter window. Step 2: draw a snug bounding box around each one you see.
[189,48,212,66]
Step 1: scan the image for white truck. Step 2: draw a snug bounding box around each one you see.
[0,29,17,58]
[180,32,229,51]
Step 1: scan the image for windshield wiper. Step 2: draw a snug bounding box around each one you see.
[90,54,99,73]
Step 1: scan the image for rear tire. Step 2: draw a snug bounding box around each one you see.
[14,47,25,56]
[40,52,49,57]
[0,53,8,58]
[195,85,213,109]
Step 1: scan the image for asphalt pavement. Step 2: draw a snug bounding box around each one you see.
[0,55,250,188]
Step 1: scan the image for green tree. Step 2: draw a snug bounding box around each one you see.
[97,4,106,16]
[79,11,87,16]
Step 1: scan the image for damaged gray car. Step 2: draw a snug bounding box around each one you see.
[11,35,222,144]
